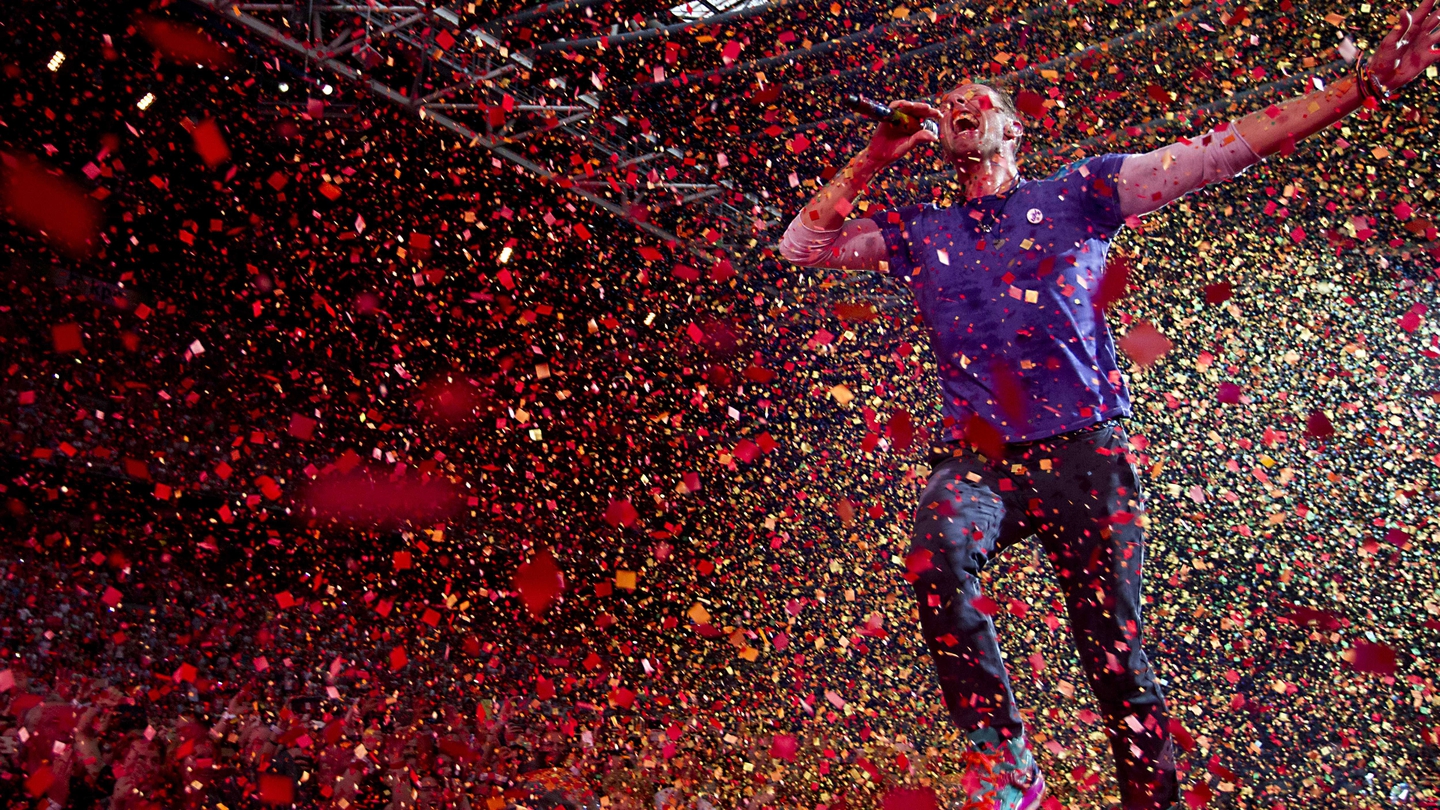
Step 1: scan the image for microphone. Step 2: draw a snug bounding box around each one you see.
[843,94,938,136]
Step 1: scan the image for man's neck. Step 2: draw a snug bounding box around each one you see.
[954,153,1020,202]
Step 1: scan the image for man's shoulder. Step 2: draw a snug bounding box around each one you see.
[1041,152,1130,184]
[868,201,939,227]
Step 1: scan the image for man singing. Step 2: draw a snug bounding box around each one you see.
[779,6,1438,809]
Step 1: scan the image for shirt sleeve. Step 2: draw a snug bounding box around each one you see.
[1065,153,1132,237]
[866,204,924,279]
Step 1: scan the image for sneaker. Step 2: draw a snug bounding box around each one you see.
[968,737,1047,810]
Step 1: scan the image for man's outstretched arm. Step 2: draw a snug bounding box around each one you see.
[779,100,938,271]
[1241,0,1440,155]
[1120,0,1440,219]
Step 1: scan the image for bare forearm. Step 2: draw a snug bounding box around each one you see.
[1232,73,1365,159]
[798,148,886,231]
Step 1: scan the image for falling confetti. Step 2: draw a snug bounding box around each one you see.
[0,3,1437,810]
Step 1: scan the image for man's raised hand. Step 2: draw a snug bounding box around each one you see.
[1368,0,1440,93]
[862,100,940,167]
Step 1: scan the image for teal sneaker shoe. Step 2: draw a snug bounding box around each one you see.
[958,735,1046,810]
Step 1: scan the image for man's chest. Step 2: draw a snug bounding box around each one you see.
[903,196,1107,306]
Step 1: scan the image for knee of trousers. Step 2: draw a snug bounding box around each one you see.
[1090,671,1166,710]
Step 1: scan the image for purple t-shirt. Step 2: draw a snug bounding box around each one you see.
[872,153,1133,444]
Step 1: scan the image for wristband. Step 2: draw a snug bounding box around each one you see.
[1355,58,1398,106]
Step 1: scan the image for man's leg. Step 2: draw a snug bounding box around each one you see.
[1025,422,1179,810]
[908,453,1031,746]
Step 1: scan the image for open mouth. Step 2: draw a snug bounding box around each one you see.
[951,114,979,134]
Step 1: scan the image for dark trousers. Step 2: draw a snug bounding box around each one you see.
[908,420,1179,810]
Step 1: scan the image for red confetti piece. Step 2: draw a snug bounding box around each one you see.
[24,765,54,798]
[138,16,235,66]
[1184,781,1213,808]
[1092,253,1131,310]
[101,587,122,608]
[604,499,639,527]
[1203,281,1232,305]
[123,458,151,481]
[1399,305,1425,332]
[609,686,636,708]
[1385,529,1412,549]
[885,409,913,452]
[287,414,316,440]
[1118,321,1173,367]
[258,774,295,805]
[1014,90,1046,118]
[191,119,231,168]
[1280,606,1343,631]
[834,301,879,321]
[1345,641,1397,675]
[770,734,798,762]
[882,786,938,810]
[1304,409,1335,439]
[513,547,565,619]
[51,323,83,353]
[389,645,408,671]
[904,549,934,580]
[2,153,100,257]
[990,360,1026,424]
[1168,718,1197,752]
[965,414,1005,458]
[732,439,760,464]
[301,475,460,526]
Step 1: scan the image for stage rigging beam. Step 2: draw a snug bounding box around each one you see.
[188,0,707,252]
[533,0,781,53]
[187,0,901,313]
[617,0,998,97]
[479,0,608,30]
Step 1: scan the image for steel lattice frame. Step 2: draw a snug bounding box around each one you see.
[189,0,785,266]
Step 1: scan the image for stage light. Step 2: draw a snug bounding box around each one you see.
[137,93,155,110]
[322,84,333,95]
[47,51,65,72]
[278,82,289,92]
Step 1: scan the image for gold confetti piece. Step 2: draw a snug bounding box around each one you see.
[829,384,854,406]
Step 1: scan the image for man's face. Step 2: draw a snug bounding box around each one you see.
[938,83,1018,163]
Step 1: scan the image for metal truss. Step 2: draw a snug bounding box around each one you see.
[189,0,785,265]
